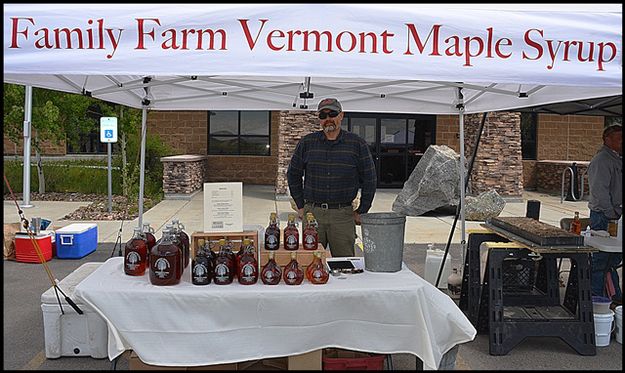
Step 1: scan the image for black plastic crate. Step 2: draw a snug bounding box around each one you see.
[502,258,537,293]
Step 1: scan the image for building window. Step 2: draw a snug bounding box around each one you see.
[520,112,537,160]
[208,111,270,155]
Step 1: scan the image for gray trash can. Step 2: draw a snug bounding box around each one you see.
[360,212,406,272]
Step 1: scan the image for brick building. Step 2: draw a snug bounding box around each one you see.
[4,110,610,199]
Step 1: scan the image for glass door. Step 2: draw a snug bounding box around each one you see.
[379,118,407,187]
[345,113,436,188]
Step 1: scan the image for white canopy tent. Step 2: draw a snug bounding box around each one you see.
[4,4,622,252]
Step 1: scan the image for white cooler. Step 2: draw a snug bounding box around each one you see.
[40,262,107,359]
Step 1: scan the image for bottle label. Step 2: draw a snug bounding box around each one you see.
[263,270,275,282]
[125,251,142,270]
[153,258,172,278]
[304,234,316,249]
[286,270,297,281]
[266,234,278,249]
[286,234,297,249]
[214,263,230,281]
[241,263,256,281]
[313,269,323,279]
[192,263,208,281]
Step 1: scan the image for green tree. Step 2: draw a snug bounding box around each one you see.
[3,83,97,194]
[4,83,171,201]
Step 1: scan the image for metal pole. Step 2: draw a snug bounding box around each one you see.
[21,85,33,208]
[107,142,112,213]
[458,99,467,268]
[138,106,147,230]
[435,112,488,288]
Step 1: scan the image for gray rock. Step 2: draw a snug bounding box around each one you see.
[392,145,460,216]
[465,190,506,221]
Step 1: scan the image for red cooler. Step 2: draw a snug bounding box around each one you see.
[15,232,53,263]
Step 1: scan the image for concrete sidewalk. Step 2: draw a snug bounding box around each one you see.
[5,185,592,246]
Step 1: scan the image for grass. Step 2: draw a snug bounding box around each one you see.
[3,159,162,199]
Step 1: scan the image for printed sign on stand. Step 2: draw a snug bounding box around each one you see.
[203,182,243,233]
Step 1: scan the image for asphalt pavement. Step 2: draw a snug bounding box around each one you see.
[3,243,623,370]
[3,186,623,370]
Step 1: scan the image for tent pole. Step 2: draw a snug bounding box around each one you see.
[435,112,488,288]
[21,85,34,208]
[458,102,467,269]
[137,105,147,230]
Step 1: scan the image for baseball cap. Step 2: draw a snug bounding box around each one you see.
[317,98,342,113]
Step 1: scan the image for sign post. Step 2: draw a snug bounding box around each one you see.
[100,117,118,213]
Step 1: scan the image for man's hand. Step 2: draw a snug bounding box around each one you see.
[353,211,361,225]
[298,208,304,221]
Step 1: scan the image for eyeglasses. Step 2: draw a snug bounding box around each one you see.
[318,110,340,119]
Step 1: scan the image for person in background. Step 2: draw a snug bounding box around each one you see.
[587,124,622,304]
[287,98,377,257]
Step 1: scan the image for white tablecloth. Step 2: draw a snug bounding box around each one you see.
[74,257,476,369]
[584,235,622,253]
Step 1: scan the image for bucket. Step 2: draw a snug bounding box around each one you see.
[424,248,452,288]
[615,306,622,344]
[593,311,614,347]
[360,212,406,272]
[592,296,612,314]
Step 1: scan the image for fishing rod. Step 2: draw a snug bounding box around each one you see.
[3,173,83,315]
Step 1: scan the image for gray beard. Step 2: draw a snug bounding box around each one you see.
[323,124,336,133]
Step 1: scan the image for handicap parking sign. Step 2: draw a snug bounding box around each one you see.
[100,117,118,143]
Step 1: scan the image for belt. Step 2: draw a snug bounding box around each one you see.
[306,201,352,209]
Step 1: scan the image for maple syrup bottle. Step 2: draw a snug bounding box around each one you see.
[142,223,156,264]
[302,213,319,250]
[149,228,182,286]
[204,240,217,269]
[283,251,304,285]
[261,251,282,285]
[172,219,190,269]
[236,238,254,270]
[570,211,582,235]
[223,239,238,279]
[283,214,300,250]
[165,223,185,277]
[306,251,329,285]
[214,239,235,285]
[124,227,148,276]
[237,239,259,285]
[265,212,281,250]
[192,239,213,285]
[142,223,157,250]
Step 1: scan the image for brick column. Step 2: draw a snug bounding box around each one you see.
[464,112,523,197]
[161,155,208,199]
[276,111,319,196]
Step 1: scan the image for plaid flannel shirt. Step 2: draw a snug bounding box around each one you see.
[287,130,377,214]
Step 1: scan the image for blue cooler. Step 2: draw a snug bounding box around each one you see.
[55,223,98,259]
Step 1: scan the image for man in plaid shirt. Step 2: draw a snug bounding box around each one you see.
[287,98,377,257]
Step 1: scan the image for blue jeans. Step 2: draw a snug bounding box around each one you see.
[590,210,622,300]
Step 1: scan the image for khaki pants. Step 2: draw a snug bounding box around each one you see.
[304,203,355,257]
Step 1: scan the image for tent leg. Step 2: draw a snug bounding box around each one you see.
[435,112,488,287]
[137,106,147,230]
[21,85,34,208]
[458,106,466,267]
